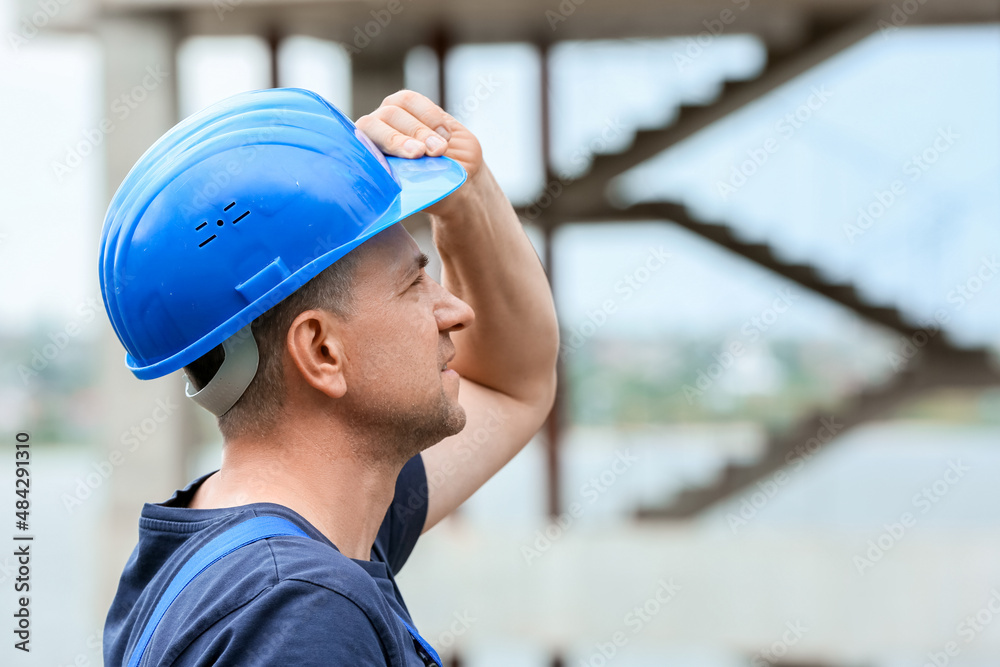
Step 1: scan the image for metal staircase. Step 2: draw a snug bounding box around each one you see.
[534,13,881,217]
[521,15,1000,518]
[552,198,1000,517]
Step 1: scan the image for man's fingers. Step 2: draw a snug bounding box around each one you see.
[354,116,423,159]
[380,90,454,139]
[376,104,450,156]
[357,108,450,158]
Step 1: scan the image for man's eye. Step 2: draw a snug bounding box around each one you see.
[411,273,425,287]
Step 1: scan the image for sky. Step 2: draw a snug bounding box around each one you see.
[0,15,996,352]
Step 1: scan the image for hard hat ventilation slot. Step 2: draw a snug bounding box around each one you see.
[194,201,251,248]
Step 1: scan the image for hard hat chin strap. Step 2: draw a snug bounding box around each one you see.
[184,325,260,417]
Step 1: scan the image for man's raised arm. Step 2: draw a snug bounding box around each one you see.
[357,90,560,530]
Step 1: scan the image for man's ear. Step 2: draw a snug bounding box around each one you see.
[286,310,348,399]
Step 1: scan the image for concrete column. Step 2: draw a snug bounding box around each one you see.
[350,49,405,119]
[94,15,197,619]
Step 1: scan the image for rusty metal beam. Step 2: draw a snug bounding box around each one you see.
[539,41,564,520]
[543,225,563,520]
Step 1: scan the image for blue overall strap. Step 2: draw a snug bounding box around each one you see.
[395,615,442,666]
[126,516,309,667]
[126,515,442,667]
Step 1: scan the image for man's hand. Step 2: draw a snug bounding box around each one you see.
[355,90,485,185]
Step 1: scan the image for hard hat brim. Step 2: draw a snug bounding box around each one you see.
[124,154,467,379]
[364,154,469,237]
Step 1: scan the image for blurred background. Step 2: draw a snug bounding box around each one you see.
[1,0,999,665]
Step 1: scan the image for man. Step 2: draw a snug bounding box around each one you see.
[100,88,558,665]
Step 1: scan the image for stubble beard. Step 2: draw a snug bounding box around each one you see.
[348,383,466,468]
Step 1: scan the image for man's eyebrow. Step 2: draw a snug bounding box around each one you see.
[403,252,430,280]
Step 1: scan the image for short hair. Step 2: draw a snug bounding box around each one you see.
[184,250,363,441]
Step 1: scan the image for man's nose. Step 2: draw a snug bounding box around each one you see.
[435,283,475,332]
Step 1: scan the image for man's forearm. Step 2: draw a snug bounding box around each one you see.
[429,165,560,405]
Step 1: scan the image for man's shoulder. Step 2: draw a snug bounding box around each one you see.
[226,526,382,595]
[108,486,422,667]
[136,513,399,665]
[166,508,384,603]
[167,573,395,665]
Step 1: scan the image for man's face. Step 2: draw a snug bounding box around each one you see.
[336,223,474,462]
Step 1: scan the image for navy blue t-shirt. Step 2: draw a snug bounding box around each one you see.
[103,453,434,666]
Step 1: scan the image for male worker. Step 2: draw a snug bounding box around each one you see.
[99,88,558,665]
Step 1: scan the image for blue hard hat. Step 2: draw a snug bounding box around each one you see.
[99,88,466,389]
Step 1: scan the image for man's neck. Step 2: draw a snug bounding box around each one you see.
[188,424,407,561]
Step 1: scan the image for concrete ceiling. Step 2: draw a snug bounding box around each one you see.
[48,0,1000,55]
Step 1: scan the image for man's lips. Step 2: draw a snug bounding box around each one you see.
[440,352,455,372]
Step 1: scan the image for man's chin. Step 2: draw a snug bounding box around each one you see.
[444,404,467,438]
[400,400,466,459]
[430,399,466,442]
